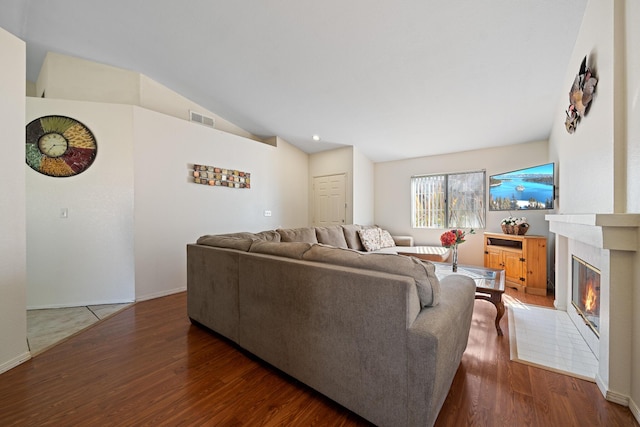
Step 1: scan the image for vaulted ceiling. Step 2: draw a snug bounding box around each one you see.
[0,0,587,162]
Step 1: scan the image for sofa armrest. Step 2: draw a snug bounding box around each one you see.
[406,274,476,427]
[392,235,414,247]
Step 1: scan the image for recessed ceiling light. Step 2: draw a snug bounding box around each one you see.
[312,135,321,141]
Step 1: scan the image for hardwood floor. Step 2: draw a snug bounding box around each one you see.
[439,288,637,426]
[0,289,636,426]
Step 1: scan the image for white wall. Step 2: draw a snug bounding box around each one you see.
[0,27,29,373]
[352,146,374,225]
[548,2,615,214]
[26,80,36,97]
[37,52,140,104]
[26,99,136,308]
[374,140,550,267]
[25,98,310,306]
[624,0,640,420]
[626,0,640,213]
[132,107,309,300]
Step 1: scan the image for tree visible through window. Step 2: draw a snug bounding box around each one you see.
[411,171,486,228]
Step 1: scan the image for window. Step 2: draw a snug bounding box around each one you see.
[411,170,486,229]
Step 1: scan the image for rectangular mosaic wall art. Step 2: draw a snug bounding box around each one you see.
[192,164,251,189]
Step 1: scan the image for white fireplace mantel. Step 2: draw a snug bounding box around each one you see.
[545,213,639,407]
[546,213,640,251]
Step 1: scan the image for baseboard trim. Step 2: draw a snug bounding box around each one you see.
[596,373,631,407]
[0,351,31,375]
[136,286,186,302]
[630,397,640,425]
[606,390,630,406]
[596,373,607,399]
[27,298,135,310]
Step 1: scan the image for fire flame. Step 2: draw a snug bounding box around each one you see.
[584,281,598,314]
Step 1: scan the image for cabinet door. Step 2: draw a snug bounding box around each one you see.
[485,247,503,270]
[503,251,524,286]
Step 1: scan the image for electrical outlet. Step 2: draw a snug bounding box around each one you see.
[264,210,272,217]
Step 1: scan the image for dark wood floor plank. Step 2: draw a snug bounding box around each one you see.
[0,289,637,427]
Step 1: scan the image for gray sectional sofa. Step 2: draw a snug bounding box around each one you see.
[187,225,476,427]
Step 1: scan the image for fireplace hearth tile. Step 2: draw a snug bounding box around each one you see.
[506,298,598,381]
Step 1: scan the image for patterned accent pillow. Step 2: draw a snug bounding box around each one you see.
[357,228,381,251]
[379,229,396,248]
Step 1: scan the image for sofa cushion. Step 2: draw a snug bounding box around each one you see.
[379,229,396,248]
[249,241,313,259]
[303,244,441,307]
[228,230,282,242]
[277,227,319,244]
[196,230,281,251]
[315,225,349,248]
[358,228,382,251]
[196,234,255,251]
[341,224,364,250]
[196,230,281,250]
[253,230,282,242]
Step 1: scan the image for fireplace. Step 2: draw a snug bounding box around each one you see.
[571,255,600,337]
[546,213,640,406]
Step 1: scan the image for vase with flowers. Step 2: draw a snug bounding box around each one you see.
[440,228,475,272]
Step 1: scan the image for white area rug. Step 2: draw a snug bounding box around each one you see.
[506,296,598,381]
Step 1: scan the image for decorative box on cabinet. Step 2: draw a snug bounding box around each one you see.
[483,232,547,296]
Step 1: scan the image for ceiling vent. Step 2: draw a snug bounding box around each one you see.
[189,110,215,128]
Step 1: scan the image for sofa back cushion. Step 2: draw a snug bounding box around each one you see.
[197,230,281,251]
[303,244,440,307]
[249,241,313,259]
[252,230,282,242]
[277,227,319,244]
[197,234,255,251]
[315,225,349,248]
[341,224,364,250]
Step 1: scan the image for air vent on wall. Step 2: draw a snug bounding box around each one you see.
[189,110,215,128]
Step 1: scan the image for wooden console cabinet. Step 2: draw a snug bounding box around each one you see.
[483,232,547,296]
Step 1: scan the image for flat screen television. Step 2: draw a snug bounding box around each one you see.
[489,162,555,211]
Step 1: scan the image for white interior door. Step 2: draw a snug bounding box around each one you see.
[313,174,346,226]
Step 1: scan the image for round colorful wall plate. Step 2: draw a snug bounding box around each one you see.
[26,115,97,177]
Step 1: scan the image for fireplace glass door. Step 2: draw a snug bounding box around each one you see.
[571,256,600,336]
